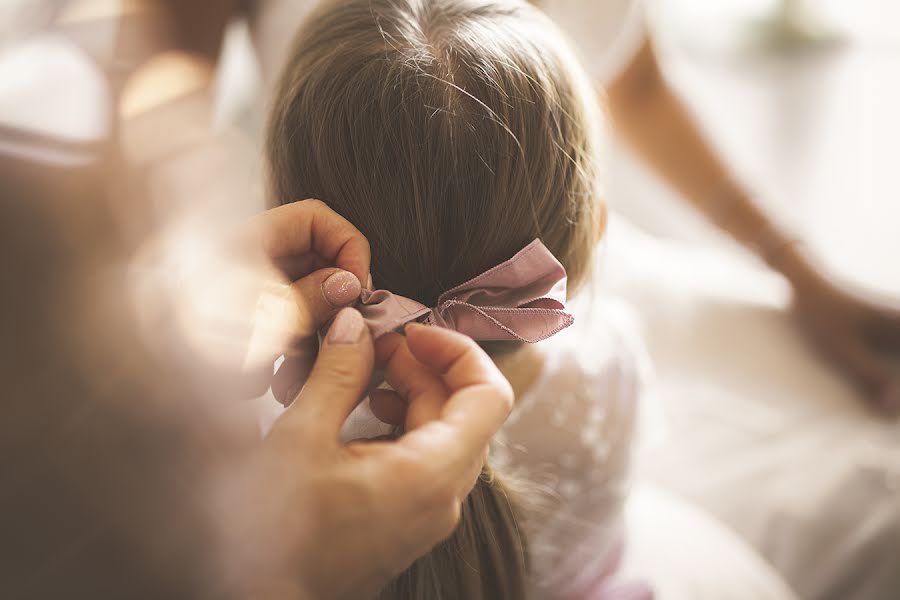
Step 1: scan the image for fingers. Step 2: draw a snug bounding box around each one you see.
[250,200,370,285]
[369,389,407,426]
[374,332,448,430]
[280,308,374,442]
[287,267,362,344]
[386,325,513,496]
[349,327,514,564]
[403,324,514,444]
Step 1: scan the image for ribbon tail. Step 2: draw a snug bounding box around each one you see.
[439,302,574,343]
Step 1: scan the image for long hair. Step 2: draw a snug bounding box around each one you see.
[266,0,605,597]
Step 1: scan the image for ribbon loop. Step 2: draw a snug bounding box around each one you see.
[357,239,574,342]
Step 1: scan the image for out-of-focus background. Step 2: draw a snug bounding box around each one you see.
[1,1,898,599]
[599,6,900,600]
[616,0,900,293]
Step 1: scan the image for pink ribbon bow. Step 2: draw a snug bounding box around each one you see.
[357,239,574,342]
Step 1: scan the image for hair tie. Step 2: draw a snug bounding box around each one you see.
[358,239,574,342]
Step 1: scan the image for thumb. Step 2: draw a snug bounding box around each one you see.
[280,308,374,442]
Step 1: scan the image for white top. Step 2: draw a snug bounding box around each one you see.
[494,285,653,599]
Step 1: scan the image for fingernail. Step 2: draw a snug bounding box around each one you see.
[323,271,361,307]
[366,273,374,290]
[327,308,365,344]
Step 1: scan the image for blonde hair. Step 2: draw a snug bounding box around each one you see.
[266,0,604,597]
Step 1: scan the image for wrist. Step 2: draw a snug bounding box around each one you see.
[763,236,822,288]
[700,178,819,286]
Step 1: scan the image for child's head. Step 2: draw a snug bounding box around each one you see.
[266,0,604,597]
[267,0,605,307]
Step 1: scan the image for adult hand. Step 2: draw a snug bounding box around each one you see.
[221,308,514,599]
[237,198,369,339]
[790,269,900,415]
[137,199,370,398]
[236,199,371,396]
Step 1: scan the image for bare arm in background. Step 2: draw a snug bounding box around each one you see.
[97,1,900,413]
[607,40,900,414]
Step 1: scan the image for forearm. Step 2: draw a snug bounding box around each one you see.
[606,40,816,284]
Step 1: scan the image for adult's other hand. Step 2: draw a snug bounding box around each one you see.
[221,308,513,599]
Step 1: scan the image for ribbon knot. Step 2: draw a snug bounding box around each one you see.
[357,239,574,343]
